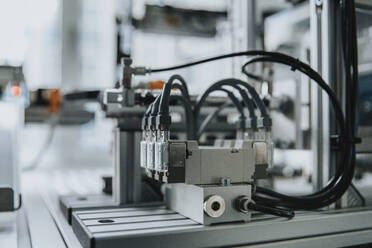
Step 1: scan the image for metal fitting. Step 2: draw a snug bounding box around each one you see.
[203,195,226,218]
[220,178,231,186]
[235,196,252,213]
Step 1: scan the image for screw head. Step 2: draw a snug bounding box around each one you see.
[220,178,231,186]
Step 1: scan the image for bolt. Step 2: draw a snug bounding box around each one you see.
[220,178,231,186]
[122,57,132,66]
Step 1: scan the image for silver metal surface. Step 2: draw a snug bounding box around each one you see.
[0,212,17,248]
[166,184,251,225]
[113,128,142,204]
[145,140,259,184]
[16,209,32,248]
[71,205,372,248]
[253,142,269,165]
[310,0,326,191]
[0,102,22,209]
[24,193,67,248]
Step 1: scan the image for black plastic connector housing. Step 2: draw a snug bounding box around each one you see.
[156,115,172,130]
[245,117,257,129]
[257,117,272,128]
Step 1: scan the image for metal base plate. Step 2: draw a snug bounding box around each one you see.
[60,194,115,224]
[71,205,372,248]
[60,194,163,224]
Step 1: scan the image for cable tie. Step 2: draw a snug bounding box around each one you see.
[331,135,361,150]
[290,58,300,71]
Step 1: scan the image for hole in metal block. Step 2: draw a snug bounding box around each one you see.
[211,201,221,211]
[98,219,114,224]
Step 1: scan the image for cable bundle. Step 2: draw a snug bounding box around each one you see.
[143,0,359,212]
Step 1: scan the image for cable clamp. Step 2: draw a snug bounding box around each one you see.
[290,58,300,71]
[331,135,362,150]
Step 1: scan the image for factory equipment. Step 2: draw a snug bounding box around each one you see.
[5,0,369,247]
[59,58,240,221]
[0,66,25,213]
[65,42,360,247]
[0,102,22,212]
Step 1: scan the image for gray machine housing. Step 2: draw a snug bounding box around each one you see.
[166,183,252,225]
[142,139,270,225]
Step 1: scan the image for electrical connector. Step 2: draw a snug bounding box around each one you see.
[257,117,272,129]
[155,115,172,131]
[154,130,169,172]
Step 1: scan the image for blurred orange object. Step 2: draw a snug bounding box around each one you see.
[149,80,165,90]
[148,80,179,91]
[11,85,21,97]
[49,89,61,114]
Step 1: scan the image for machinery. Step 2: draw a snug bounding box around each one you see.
[4,1,372,248]
[0,66,25,213]
[64,44,359,247]
[138,72,275,224]
[58,0,368,243]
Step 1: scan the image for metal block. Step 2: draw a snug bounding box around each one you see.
[185,141,256,185]
[113,129,143,205]
[165,184,251,225]
[153,140,257,184]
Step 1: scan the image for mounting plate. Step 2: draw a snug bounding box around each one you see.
[71,205,372,248]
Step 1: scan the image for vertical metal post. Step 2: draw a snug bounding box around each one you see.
[295,78,304,149]
[229,0,257,80]
[61,0,80,91]
[247,0,257,56]
[113,128,142,204]
[247,0,261,92]
[310,0,341,191]
[310,0,325,191]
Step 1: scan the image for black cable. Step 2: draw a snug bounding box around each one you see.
[149,51,287,73]
[230,85,256,118]
[167,74,190,99]
[145,48,355,210]
[196,84,257,139]
[194,78,269,121]
[171,82,192,107]
[142,102,154,129]
[250,0,358,208]
[247,201,294,219]
[241,55,354,209]
[149,95,162,129]
[242,62,266,82]
[156,75,195,137]
[169,95,194,139]
[197,101,231,139]
[143,75,194,137]
[168,90,194,139]
[217,87,245,120]
[158,75,191,116]
[195,87,246,136]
